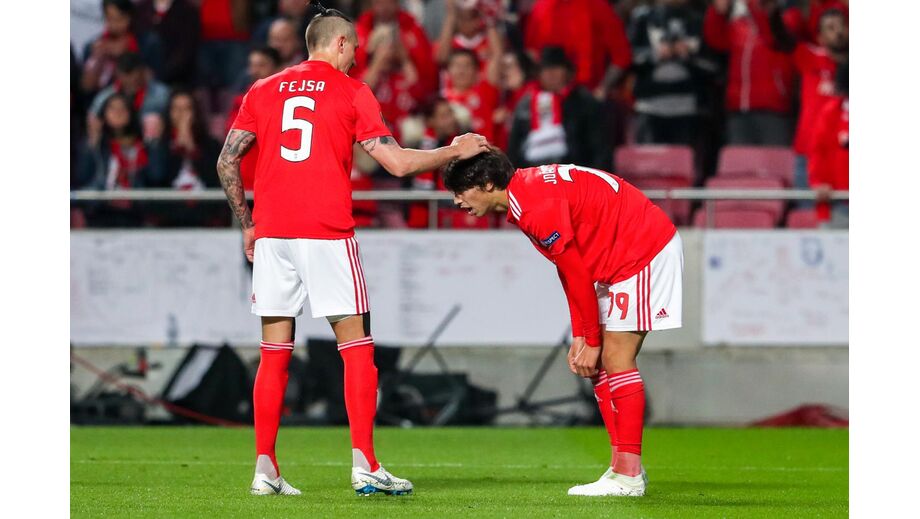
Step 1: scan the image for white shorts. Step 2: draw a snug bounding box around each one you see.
[251,237,370,318]
[596,232,683,332]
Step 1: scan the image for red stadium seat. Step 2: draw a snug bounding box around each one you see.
[631,177,692,226]
[692,208,776,228]
[786,208,820,229]
[716,146,795,186]
[615,145,695,185]
[704,177,786,224]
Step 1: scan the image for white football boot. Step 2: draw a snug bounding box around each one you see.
[567,466,647,497]
[250,474,302,495]
[249,456,301,495]
[352,465,414,496]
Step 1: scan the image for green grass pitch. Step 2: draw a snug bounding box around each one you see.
[71,426,847,518]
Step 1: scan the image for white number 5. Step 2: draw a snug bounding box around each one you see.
[281,96,315,162]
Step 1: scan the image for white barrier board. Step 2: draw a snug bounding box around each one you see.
[71,230,569,346]
[702,230,848,345]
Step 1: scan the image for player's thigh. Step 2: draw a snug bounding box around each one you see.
[299,236,370,319]
[597,232,683,332]
[251,238,308,317]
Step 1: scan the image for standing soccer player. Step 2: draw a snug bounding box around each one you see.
[443,150,682,497]
[216,6,489,497]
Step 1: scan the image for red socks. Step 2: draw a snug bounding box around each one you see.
[338,336,380,472]
[591,370,618,466]
[608,368,645,476]
[253,341,293,478]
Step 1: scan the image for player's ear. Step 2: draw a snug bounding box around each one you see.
[484,182,495,192]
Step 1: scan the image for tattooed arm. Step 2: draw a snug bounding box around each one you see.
[359,133,491,178]
[217,129,257,261]
[217,129,256,228]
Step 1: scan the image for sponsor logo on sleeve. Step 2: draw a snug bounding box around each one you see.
[540,231,561,247]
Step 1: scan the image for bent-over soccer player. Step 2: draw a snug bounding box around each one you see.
[216,6,489,497]
[443,149,683,497]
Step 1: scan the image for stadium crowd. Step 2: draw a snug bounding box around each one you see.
[70,0,849,229]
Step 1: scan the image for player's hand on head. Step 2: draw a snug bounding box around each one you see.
[571,339,600,378]
[451,133,491,159]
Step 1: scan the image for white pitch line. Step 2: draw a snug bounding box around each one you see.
[70,459,846,472]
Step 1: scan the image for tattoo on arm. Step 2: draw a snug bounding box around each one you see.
[359,135,395,153]
[216,129,256,229]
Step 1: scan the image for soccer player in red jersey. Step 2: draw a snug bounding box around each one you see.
[216,5,489,497]
[444,150,683,497]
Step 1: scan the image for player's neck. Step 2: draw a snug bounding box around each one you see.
[306,53,346,73]
[494,190,510,212]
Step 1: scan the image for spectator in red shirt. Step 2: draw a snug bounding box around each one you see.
[407,97,464,228]
[81,0,141,96]
[808,62,848,227]
[434,0,504,76]
[704,0,799,145]
[784,9,847,203]
[354,0,438,97]
[799,0,848,43]
[359,22,430,140]
[197,0,251,90]
[524,0,632,99]
[442,49,501,143]
[134,0,201,87]
[268,18,307,68]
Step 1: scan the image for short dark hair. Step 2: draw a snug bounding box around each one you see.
[818,8,847,28]
[444,148,515,193]
[419,96,450,119]
[116,52,145,73]
[448,48,481,70]
[102,0,134,16]
[251,45,282,67]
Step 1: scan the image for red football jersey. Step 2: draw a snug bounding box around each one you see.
[793,44,838,154]
[507,164,676,284]
[231,60,392,239]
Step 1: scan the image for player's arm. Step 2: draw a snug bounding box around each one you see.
[359,133,490,178]
[216,129,256,230]
[557,265,586,341]
[553,244,603,378]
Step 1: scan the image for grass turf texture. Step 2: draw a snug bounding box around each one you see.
[71,427,847,518]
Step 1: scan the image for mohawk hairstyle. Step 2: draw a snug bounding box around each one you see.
[309,0,351,21]
[306,0,355,51]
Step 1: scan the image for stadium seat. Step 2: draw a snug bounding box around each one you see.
[786,208,820,229]
[703,176,786,224]
[631,177,692,226]
[692,208,776,228]
[716,146,795,186]
[614,145,695,185]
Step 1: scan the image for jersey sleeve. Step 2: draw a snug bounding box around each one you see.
[554,244,602,347]
[353,84,393,142]
[518,197,575,257]
[230,89,258,134]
